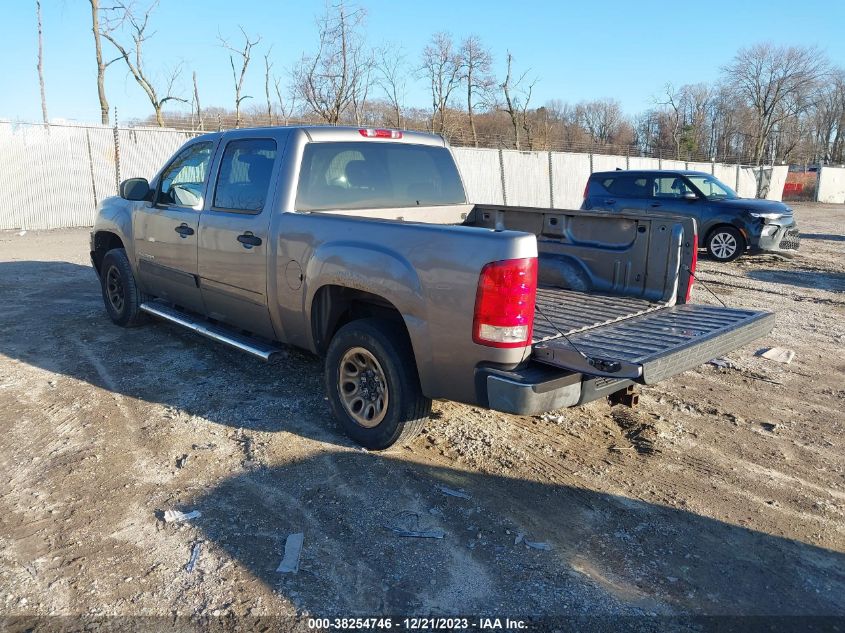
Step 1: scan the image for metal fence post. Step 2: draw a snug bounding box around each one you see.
[735,155,740,192]
[498,148,507,205]
[548,150,554,208]
[85,129,98,211]
[113,108,121,194]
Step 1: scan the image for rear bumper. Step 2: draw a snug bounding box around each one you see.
[475,362,633,415]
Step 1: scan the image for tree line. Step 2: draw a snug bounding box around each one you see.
[34,2,845,165]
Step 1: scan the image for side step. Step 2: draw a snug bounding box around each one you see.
[139,302,283,361]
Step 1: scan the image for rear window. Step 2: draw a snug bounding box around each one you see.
[295,142,466,211]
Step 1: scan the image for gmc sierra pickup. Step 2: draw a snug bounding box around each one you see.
[90,126,774,449]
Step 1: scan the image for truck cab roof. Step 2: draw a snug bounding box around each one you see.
[189,125,447,147]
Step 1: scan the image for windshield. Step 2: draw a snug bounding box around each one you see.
[296,142,466,211]
[685,174,738,200]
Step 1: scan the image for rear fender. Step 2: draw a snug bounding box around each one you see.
[304,242,433,393]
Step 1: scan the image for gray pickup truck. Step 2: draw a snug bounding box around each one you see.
[91,126,774,449]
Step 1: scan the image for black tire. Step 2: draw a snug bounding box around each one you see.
[325,318,431,450]
[706,226,746,262]
[100,248,147,327]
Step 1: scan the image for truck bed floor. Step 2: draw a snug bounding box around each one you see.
[532,287,668,342]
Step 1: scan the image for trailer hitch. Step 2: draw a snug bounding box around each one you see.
[608,385,639,408]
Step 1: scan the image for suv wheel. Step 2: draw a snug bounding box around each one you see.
[325,318,431,450]
[100,248,148,327]
[707,227,745,262]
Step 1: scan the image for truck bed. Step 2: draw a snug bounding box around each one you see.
[533,287,668,342]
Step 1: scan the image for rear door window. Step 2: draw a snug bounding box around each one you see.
[599,175,651,198]
[212,139,278,213]
[295,142,466,211]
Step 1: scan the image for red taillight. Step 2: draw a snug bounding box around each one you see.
[583,180,590,199]
[359,128,402,139]
[684,233,698,303]
[473,258,537,348]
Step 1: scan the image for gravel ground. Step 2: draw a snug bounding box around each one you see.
[0,203,843,626]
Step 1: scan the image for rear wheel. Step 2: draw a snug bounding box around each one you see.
[325,318,431,450]
[100,248,147,327]
[706,227,745,262]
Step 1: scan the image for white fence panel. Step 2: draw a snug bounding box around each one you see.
[687,161,714,174]
[551,152,591,209]
[817,166,845,203]
[628,156,660,170]
[119,128,192,181]
[765,165,788,201]
[714,164,738,190]
[501,150,550,207]
[660,159,687,170]
[452,147,504,204]
[88,127,118,206]
[0,123,97,230]
[591,154,626,172]
[737,167,759,198]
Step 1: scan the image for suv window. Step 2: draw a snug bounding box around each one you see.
[295,142,466,211]
[599,175,651,198]
[157,142,213,207]
[213,139,278,213]
[653,176,692,198]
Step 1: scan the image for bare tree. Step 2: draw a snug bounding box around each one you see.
[264,48,274,124]
[35,0,48,125]
[459,36,494,146]
[100,1,187,127]
[576,99,625,146]
[192,71,203,131]
[292,2,371,125]
[374,45,407,128]
[272,75,297,126]
[724,43,828,165]
[498,51,534,150]
[219,26,261,128]
[89,0,120,125]
[420,32,462,134]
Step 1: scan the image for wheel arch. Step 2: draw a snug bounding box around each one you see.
[92,231,126,275]
[311,284,409,355]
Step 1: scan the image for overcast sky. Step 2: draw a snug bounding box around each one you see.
[2,0,844,124]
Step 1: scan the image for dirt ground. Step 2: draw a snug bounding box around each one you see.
[0,203,843,626]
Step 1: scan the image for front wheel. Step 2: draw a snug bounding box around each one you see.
[325,318,431,450]
[706,227,746,262]
[100,248,147,327]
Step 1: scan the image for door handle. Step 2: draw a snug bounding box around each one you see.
[175,224,194,238]
[237,233,262,248]
[650,203,662,208]
[606,199,616,205]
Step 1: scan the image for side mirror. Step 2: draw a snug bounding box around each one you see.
[120,178,151,201]
[683,191,698,200]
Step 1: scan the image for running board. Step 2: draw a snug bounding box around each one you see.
[139,302,283,361]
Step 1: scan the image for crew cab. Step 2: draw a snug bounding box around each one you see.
[90,127,774,449]
[582,170,800,262]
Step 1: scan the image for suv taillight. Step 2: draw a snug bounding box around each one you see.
[685,233,698,303]
[583,180,590,199]
[473,258,537,348]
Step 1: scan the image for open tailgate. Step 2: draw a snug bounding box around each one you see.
[533,304,775,385]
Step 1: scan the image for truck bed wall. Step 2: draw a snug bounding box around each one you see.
[465,205,693,304]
